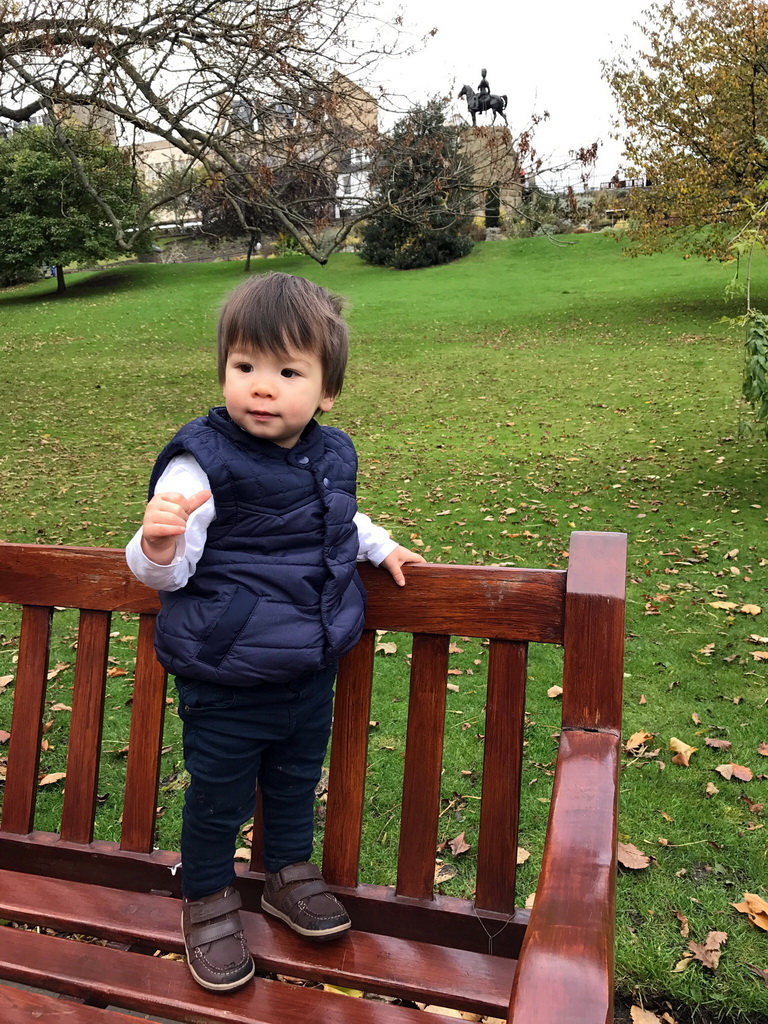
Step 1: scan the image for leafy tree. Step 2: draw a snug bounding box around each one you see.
[195,163,336,269]
[0,124,146,291]
[360,101,475,270]
[0,0,398,263]
[603,0,768,259]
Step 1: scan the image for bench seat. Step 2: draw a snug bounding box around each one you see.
[0,867,515,1017]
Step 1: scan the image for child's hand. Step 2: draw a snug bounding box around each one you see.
[140,490,211,565]
[380,545,427,587]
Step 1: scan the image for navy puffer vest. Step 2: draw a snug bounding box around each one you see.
[150,407,366,687]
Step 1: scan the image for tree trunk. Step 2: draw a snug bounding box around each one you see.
[55,265,66,293]
[245,233,255,272]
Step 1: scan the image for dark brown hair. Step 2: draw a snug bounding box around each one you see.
[217,272,348,396]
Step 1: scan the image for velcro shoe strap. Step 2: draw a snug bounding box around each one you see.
[188,889,242,925]
[282,879,331,915]
[275,862,322,887]
[188,914,244,947]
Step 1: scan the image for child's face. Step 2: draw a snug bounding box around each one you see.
[222,345,335,448]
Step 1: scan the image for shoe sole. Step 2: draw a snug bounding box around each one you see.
[181,910,256,992]
[261,895,351,940]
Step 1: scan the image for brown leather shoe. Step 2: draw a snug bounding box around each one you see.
[182,886,255,991]
[261,862,351,940]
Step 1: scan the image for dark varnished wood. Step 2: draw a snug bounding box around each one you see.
[507,729,621,1024]
[1,605,53,835]
[60,609,111,844]
[0,543,159,613]
[396,633,449,900]
[562,531,627,733]
[0,831,529,958]
[120,613,167,853]
[323,629,376,887]
[358,561,565,642]
[0,926,462,1024]
[474,639,528,914]
[0,543,567,643]
[0,868,515,1016]
[0,532,626,1024]
[0,985,149,1023]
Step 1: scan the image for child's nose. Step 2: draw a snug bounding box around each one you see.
[250,373,276,396]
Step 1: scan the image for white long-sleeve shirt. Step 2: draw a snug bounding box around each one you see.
[126,451,397,592]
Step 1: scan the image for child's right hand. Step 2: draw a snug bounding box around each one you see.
[140,490,211,565]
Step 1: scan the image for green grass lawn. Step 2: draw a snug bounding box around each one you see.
[1,235,767,1022]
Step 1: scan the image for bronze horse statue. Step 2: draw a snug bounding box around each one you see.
[458,84,508,126]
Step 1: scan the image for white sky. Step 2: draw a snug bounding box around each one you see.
[365,0,651,189]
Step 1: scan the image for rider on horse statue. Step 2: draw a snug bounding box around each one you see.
[477,69,491,112]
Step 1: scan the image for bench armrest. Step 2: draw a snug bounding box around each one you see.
[507,728,620,1024]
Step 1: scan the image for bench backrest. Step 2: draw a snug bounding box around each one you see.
[0,532,626,959]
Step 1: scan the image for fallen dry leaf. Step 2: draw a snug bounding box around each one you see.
[49,703,72,713]
[740,604,762,616]
[758,743,768,756]
[448,832,471,856]
[740,794,763,814]
[732,893,768,931]
[419,1008,481,1021]
[746,964,768,987]
[626,730,654,753]
[323,984,364,998]
[752,652,768,662]
[375,641,397,655]
[106,666,128,677]
[705,782,719,798]
[0,675,13,688]
[516,847,530,865]
[547,685,563,699]
[674,911,690,938]
[524,892,536,909]
[687,930,727,971]
[233,848,252,861]
[38,772,66,786]
[434,861,457,885]
[715,763,753,782]
[705,737,731,750]
[618,842,651,869]
[669,737,697,767]
[709,601,737,611]
[630,1008,663,1024]
[748,634,768,644]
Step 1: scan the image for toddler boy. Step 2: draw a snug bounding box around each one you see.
[126,272,424,991]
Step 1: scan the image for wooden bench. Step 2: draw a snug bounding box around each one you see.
[0,531,626,1024]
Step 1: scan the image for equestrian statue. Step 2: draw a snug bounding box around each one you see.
[459,68,508,127]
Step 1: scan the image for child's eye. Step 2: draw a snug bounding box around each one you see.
[235,362,252,373]
[281,368,300,378]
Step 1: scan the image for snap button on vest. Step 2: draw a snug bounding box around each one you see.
[298,455,310,465]
[323,477,331,487]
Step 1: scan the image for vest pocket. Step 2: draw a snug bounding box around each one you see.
[197,585,261,669]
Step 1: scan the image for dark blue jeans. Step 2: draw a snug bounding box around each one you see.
[175,665,336,901]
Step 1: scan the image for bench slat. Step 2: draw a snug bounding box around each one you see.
[475,638,528,914]
[0,924,463,1024]
[323,629,376,888]
[0,868,515,1016]
[1,605,53,836]
[358,562,565,642]
[396,633,449,900]
[120,613,167,853]
[61,609,111,844]
[0,984,147,1023]
[0,544,567,643]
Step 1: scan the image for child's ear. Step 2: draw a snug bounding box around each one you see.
[318,394,335,413]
